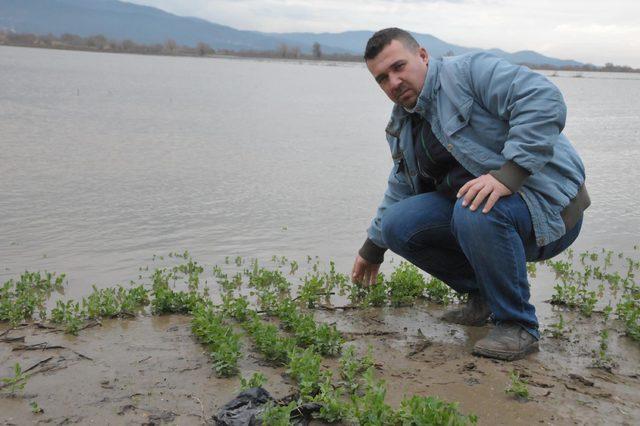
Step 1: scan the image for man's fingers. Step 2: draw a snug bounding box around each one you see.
[457,179,475,198]
[482,192,501,213]
[351,259,364,284]
[362,270,371,287]
[470,185,493,211]
[463,182,484,207]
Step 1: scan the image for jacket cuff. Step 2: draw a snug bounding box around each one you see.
[359,238,387,264]
[489,160,531,193]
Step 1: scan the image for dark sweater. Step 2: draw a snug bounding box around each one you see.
[359,114,474,264]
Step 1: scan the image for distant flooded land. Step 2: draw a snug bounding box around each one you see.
[1,31,639,73]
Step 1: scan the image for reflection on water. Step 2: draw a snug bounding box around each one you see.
[1,46,639,305]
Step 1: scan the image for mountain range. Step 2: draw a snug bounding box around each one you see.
[0,0,585,68]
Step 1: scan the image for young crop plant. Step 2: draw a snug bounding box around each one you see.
[592,329,615,370]
[287,347,323,400]
[260,401,297,426]
[246,262,291,293]
[616,288,639,341]
[221,293,250,321]
[298,273,326,308]
[424,276,459,306]
[313,323,344,357]
[240,372,267,391]
[0,271,66,325]
[312,373,351,423]
[397,395,477,425]
[244,315,296,365]
[1,363,28,395]
[505,370,530,401]
[82,284,149,319]
[352,367,398,425]
[548,314,566,339]
[387,262,426,307]
[361,274,388,307]
[150,268,205,314]
[191,304,242,377]
[50,300,85,335]
[339,345,375,396]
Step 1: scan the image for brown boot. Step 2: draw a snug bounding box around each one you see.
[472,323,539,361]
[441,292,491,326]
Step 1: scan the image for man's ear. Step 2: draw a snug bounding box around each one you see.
[419,47,429,64]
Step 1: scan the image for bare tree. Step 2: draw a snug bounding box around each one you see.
[196,42,213,56]
[163,38,177,54]
[312,42,322,59]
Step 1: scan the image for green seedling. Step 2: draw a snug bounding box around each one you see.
[313,323,343,357]
[526,262,538,277]
[298,274,325,308]
[505,370,529,400]
[1,363,28,395]
[240,372,267,391]
[191,304,241,377]
[592,329,615,370]
[352,367,397,425]
[50,300,85,335]
[244,316,295,365]
[339,345,374,396]
[397,395,478,425]
[150,268,205,314]
[30,401,43,414]
[260,401,297,426]
[360,274,388,307]
[423,277,459,306]
[387,262,425,307]
[0,271,65,325]
[548,314,565,338]
[312,373,350,423]
[287,346,322,400]
[221,293,250,321]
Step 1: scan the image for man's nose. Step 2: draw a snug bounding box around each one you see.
[389,73,402,90]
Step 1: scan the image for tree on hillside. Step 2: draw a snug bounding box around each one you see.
[197,42,214,56]
[312,42,322,59]
[163,38,177,54]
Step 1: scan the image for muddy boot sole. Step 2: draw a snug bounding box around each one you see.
[472,340,539,361]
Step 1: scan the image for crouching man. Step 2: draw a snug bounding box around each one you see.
[351,28,590,361]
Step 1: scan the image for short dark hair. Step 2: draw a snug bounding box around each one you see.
[364,28,419,60]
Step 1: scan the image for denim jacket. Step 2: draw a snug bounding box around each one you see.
[367,52,590,249]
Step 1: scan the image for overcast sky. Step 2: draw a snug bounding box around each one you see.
[126,0,640,67]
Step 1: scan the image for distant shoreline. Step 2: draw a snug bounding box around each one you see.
[1,31,639,74]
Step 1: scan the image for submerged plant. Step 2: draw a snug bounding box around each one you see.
[0,271,65,325]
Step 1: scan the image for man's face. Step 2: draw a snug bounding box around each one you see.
[366,39,429,109]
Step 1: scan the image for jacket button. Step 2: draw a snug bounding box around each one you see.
[457,114,464,122]
[447,144,453,151]
[537,238,544,245]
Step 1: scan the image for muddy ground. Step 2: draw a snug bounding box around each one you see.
[1,301,639,426]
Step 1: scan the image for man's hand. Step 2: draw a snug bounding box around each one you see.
[457,174,512,213]
[351,254,381,287]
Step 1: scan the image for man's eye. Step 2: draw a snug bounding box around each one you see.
[394,63,405,71]
[378,76,388,84]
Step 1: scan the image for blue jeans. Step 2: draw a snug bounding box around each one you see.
[380,192,582,339]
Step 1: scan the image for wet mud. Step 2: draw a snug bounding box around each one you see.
[1,301,639,425]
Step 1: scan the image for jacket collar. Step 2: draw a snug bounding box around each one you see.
[385,58,441,137]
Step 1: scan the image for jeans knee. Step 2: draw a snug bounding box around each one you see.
[380,203,408,253]
[451,199,495,245]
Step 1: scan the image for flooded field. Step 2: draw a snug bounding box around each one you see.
[1,46,639,424]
